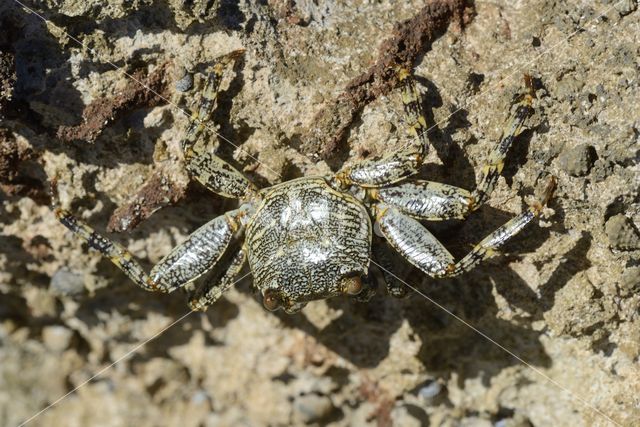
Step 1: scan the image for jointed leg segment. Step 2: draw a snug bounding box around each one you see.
[56,208,159,291]
[375,176,555,278]
[189,247,247,311]
[55,204,249,295]
[470,85,534,208]
[372,180,474,220]
[182,49,256,199]
[150,207,248,292]
[369,78,535,221]
[335,68,430,187]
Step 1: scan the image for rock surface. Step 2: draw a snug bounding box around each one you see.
[559,143,597,177]
[606,214,640,250]
[1,1,639,426]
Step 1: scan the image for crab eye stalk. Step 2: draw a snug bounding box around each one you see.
[341,276,363,295]
[263,289,281,311]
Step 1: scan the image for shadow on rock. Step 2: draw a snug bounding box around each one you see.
[3,0,248,174]
[271,202,560,383]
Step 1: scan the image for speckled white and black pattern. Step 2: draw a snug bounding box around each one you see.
[346,151,420,187]
[186,152,252,199]
[189,247,247,311]
[377,206,455,277]
[375,181,473,220]
[335,68,428,188]
[54,58,552,314]
[181,50,255,200]
[150,208,242,291]
[245,177,371,305]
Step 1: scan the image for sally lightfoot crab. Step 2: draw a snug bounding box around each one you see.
[54,50,555,313]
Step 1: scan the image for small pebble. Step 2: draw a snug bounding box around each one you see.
[616,0,637,16]
[559,143,597,177]
[175,72,194,92]
[418,380,442,401]
[42,325,74,352]
[143,107,170,128]
[191,390,210,405]
[620,267,640,295]
[591,158,614,182]
[293,393,336,424]
[50,269,85,296]
[605,214,640,250]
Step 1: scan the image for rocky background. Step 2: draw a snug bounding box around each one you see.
[1,0,639,426]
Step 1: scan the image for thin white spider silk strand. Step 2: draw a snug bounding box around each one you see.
[16,272,253,427]
[402,0,625,161]
[17,312,194,427]
[369,260,622,427]
[10,0,626,426]
[11,0,284,181]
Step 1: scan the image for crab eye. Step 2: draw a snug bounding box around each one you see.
[263,289,281,311]
[341,276,363,295]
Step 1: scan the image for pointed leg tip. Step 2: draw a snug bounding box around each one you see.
[541,175,557,204]
[49,176,61,208]
[531,175,557,214]
[230,48,246,57]
[524,73,536,99]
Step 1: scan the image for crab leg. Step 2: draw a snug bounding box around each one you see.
[182,49,256,199]
[55,205,248,293]
[375,207,455,277]
[335,68,429,187]
[371,180,474,220]
[189,247,247,311]
[471,82,535,207]
[336,74,534,195]
[369,80,536,220]
[372,238,409,298]
[375,177,555,278]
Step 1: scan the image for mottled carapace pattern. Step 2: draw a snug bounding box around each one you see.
[246,177,371,312]
[55,50,554,313]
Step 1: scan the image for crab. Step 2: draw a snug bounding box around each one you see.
[54,50,555,314]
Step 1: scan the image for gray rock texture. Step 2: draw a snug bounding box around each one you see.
[1,1,639,426]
